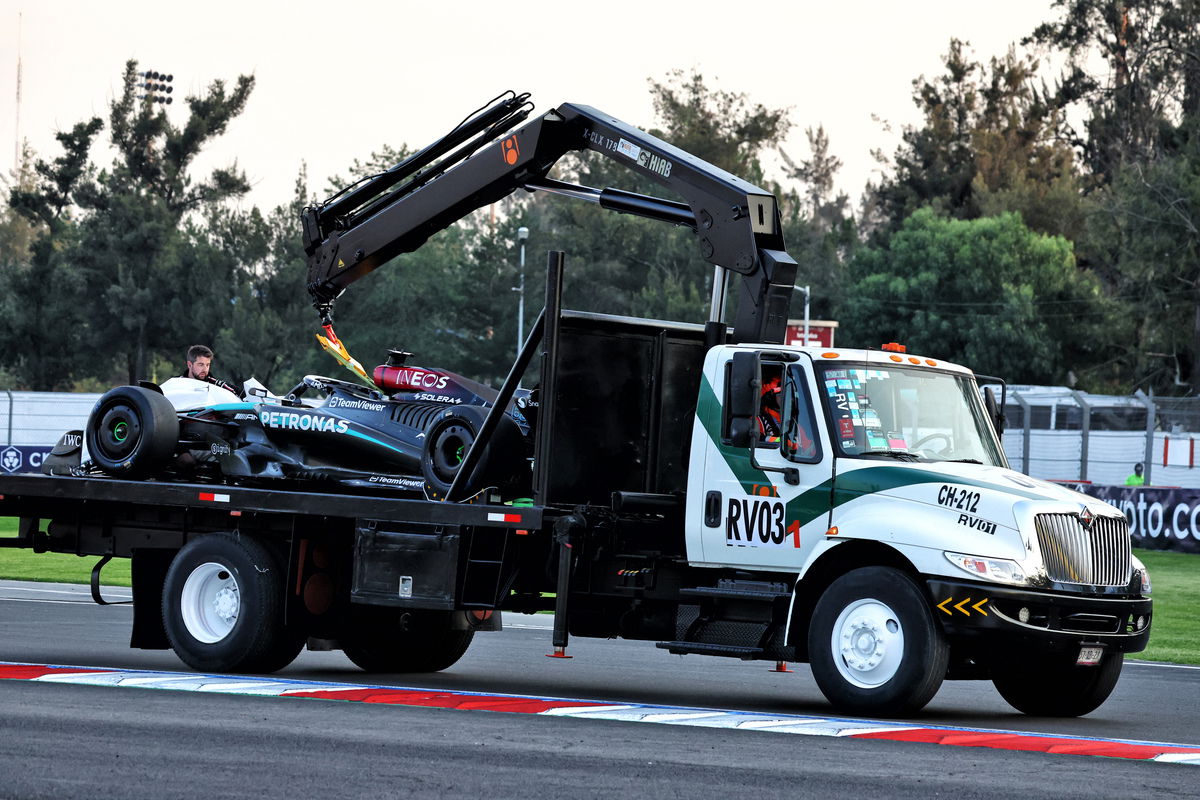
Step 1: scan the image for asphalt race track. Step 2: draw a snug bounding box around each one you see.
[1,580,1197,799]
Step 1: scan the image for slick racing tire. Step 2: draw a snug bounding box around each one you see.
[162,533,304,673]
[421,405,523,499]
[808,566,949,716]
[86,385,179,478]
[342,608,474,673]
[991,651,1124,717]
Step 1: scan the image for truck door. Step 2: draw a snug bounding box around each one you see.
[686,353,831,569]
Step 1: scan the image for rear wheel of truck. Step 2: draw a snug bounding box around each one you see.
[341,608,474,672]
[808,566,949,716]
[86,386,179,478]
[991,651,1124,716]
[162,533,304,673]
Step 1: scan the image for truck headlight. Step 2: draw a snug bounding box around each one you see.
[1132,554,1151,595]
[944,551,1026,584]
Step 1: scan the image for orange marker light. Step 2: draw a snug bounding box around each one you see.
[908,356,921,364]
[821,352,840,359]
[882,342,907,353]
[889,355,903,362]
[825,526,840,536]
[925,359,938,366]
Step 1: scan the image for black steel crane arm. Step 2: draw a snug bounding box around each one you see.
[303,96,797,343]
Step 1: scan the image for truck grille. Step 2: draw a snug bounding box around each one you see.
[1034,513,1132,587]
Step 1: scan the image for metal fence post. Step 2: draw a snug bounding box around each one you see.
[1070,390,1091,481]
[1014,390,1031,475]
[1135,389,1155,486]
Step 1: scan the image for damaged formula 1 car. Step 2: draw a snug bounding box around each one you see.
[68,343,534,500]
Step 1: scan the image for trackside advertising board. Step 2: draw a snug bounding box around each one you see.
[1081,484,1200,554]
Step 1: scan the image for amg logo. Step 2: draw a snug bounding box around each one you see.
[637,150,672,177]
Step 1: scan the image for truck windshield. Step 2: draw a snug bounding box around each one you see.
[816,364,1005,466]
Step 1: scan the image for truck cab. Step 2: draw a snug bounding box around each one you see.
[682,343,1151,714]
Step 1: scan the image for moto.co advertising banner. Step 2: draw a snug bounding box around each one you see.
[1081,485,1200,554]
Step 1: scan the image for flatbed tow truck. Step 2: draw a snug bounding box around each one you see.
[0,92,1151,716]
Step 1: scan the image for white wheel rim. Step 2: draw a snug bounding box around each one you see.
[830,598,904,689]
[180,562,240,644]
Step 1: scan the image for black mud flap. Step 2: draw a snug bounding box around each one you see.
[129,549,175,649]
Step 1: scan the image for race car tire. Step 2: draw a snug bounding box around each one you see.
[808,566,949,716]
[86,385,179,478]
[991,651,1124,717]
[342,608,474,673]
[421,405,523,499]
[162,533,303,673]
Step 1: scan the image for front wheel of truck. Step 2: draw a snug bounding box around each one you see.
[808,566,949,716]
[991,651,1124,717]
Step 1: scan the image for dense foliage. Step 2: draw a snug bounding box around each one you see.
[2,3,1198,396]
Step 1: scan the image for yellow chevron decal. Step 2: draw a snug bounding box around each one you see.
[938,596,992,617]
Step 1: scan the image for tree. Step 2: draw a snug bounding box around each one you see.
[1028,0,1200,182]
[867,40,983,235]
[780,126,856,320]
[73,60,255,383]
[647,70,791,187]
[2,121,106,389]
[838,209,1122,385]
[1088,122,1200,391]
[1026,2,1200,391]
[868,41,1089,242]
[0,143,41,270]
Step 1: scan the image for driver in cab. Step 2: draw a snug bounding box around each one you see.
[759,366,816,459]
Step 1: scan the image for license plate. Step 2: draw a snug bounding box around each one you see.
[1076,645,1104,666]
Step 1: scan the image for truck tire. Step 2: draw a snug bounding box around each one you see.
[342,608,474,673]
[421,405,522,499]
[86,386,179,478]
[808,566,949,716]
[991,652,1124,716]
[162,533,303,673]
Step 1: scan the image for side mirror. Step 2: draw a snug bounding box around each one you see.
[727,351,760,448]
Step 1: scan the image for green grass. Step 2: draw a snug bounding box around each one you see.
[1135,548,1200,665]
[0,517,131,586]
[1,518,1196,662]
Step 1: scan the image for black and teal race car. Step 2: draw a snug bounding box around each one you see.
[70,352,533,499]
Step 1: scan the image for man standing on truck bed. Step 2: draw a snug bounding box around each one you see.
[182,344,243,398]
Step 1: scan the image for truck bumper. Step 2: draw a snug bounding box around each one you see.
[926,578,1152,655]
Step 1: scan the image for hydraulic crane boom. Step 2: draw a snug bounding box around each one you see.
[302,92,798,344]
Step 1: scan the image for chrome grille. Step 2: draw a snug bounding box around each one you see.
[1034,513,1132,587]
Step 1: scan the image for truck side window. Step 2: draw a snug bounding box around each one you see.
[757,363,785,447]
[781,365,821,463]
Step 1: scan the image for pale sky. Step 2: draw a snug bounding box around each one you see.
[2,0,1063,211]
